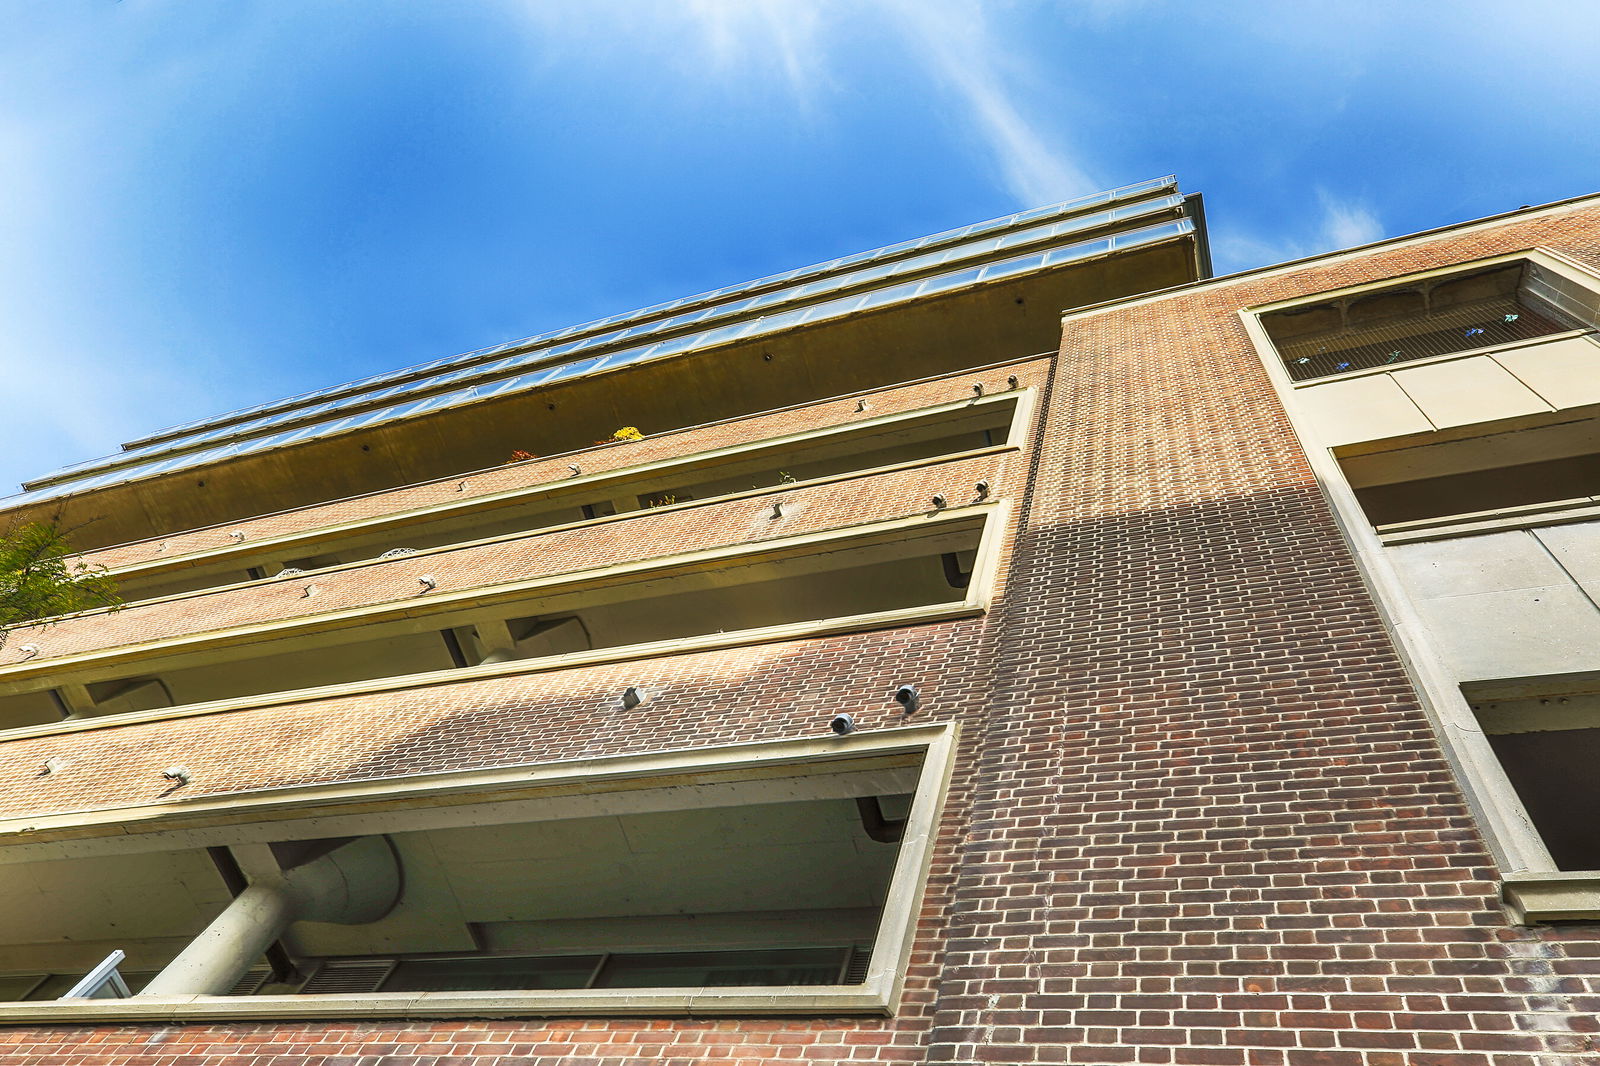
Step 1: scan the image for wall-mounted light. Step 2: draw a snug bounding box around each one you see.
[40,756,66,776]
[418,575,437,591]
[931,494,947,509]
[228,531,245,542]
[1007,375,1020,390]
[830,713,856,736]
[569,464,582,476]
[17,644,39,660]
[972,383,985,397]
[856,398,870,412]
[770,501,784,519]
[894,685,921,715]
[621,685,649,710]
[975,480,990,500]
[161,766,191,786]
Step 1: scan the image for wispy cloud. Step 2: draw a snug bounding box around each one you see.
[592,0,1099,208]
[1315,189,1383,249]
[878,1,1099,206]
[1211,187,1387,275]
[681,0,830,103]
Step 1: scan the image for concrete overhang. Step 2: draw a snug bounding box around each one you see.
[4,234,1201,549]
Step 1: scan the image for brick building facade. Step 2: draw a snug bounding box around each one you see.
[1,182,1598,1064]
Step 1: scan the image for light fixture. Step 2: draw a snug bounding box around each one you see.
[975,480,990,500]
[931,494,947,509]
[161,766,191,785]
[621,685,648,710]
[856,398,869,412]
[829,713,856,736]
[228,531,245,542]
[972,382,985,397]
[418,575,437,591]
[569,464,582,476]
[894,685,920,715]
[1007,375,1019,390]
[17,644,39,660]
[771,501,784,518]
[41,756,66,776]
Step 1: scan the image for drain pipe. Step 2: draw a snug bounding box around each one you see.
[855,796,907,844]
[143,836,401,997]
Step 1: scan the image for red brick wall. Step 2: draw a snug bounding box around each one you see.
[919,199,1600,1066]
[6,201,1600,1064]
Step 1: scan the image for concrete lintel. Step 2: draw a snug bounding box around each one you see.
[1504,871,1600,922]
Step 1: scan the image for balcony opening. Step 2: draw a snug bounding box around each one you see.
[1337,411,1600,533]
[0,733,947,1016]
[1465,680,1600,873]
[0,518,986,728]
[110,396,1017,605]
[0,799,903,1001]
[1263,260,1598,383]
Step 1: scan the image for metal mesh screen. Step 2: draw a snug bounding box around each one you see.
[1264,261,1597,383]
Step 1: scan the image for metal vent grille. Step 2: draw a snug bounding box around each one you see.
[840,946,873,985]
[298,959,396,995]
[227,965,274,996]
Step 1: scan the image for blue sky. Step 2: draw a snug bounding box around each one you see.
[3,1,1598,498]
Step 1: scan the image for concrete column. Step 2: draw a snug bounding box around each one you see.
[141,881,294,996]
[142,835,401,997]
[473,618,519,665]
[53,683,95,719]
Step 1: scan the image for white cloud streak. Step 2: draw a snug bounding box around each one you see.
[682,0,829,104]
[1315,188,1384,249]
[1210,187,1387,275]
[876,1,1099,206]
[615,0,1099,208]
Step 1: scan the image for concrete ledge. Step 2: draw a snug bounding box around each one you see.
[1504,871,1600,922]
[0,982,894,1023]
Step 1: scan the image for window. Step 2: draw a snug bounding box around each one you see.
[1464,680,1600,920]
